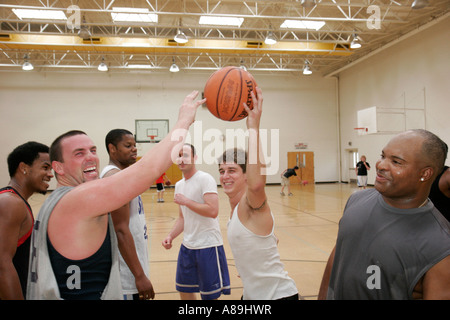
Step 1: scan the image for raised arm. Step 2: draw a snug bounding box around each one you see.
[58,91,204,219]
[245,87,266,210]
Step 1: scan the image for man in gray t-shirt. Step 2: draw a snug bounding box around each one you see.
[319,129,450,300]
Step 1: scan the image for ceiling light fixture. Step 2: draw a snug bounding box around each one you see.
[264,31,277,45]
[12,8,67,20]
[280,19,325,31]
[350,34,361,49]
[22,54,33,71]
[411,0,429,9]
[199,16,244,27]
[170,58,179,72]
[78,16,91,39]
[98,57,108,71]
[174,30,188,44]
[240,59,247,71]
[303,61,312,75]
[300,0,317,8]
[111,7,158,23]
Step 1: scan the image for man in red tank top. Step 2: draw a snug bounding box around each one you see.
[0,142,53,299]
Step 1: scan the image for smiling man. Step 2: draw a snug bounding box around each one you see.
[0,142,53,299]
[319,129,450,300]
[27,90,204,300]
[100,129,154,300]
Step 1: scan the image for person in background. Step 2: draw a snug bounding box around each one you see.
[0,142,53,299]
[155,172,170,203]
[355,155,370,189]
[100,129,154,300]
[280,166,300,196]
[162,143,230,300]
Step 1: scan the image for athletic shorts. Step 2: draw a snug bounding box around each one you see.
[357,175,368,187]
[176,244,231,300]
[156,183,164,192]
[281,176,290,187]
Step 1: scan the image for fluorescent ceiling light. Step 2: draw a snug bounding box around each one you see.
[199,16,244,27]
[111,7,158,23]
[127,64,152,69]
[280,20,325,31]
[12,9,67,20]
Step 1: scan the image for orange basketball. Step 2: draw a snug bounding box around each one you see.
[203,66,257,121]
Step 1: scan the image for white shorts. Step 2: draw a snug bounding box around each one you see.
[357,175,368,187]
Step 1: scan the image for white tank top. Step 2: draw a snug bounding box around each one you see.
[227,204,298,299]
[100,165,149,294]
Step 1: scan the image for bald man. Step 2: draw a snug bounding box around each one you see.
[319,129,450,300]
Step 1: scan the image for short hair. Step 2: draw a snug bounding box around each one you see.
[50,130,87,163]
[182,143,196,157]
[412,129,448,172]
[105,129,133,154]
[218,148,248,173]
[7,141,49,177]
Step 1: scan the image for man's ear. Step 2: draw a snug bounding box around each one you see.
[18,162,29,175]
[420,166,434,182]
[52,161,64,176]
[107,143,116,155]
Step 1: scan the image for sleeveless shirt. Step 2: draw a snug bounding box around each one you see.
[27,186,122,300]
[100,164,150,294]
[47,227,112,300]
[227,204,298,300]
[429,166,449,221]
[327,188,450,299]
[0,186,34,297]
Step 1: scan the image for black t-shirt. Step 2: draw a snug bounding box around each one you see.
[283,168,297,178]
[356,161,370,176]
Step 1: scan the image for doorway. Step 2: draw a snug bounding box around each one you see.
[287,152,314,184]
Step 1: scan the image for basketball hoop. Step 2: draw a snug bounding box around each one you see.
[148,135,157,143]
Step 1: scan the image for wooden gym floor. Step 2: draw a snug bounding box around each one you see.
[28,182,362,300]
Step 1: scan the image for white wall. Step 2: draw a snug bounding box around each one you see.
[337,16,450,184]
[0,70,339,188]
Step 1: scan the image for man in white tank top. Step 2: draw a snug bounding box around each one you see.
[100,129,154,300]
[218,87,298,300]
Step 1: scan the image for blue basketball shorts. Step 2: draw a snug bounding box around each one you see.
[175,244,231,300]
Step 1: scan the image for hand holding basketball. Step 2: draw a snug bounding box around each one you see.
[203,66,257,121]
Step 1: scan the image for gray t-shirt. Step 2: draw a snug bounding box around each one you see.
[327,188,450,300]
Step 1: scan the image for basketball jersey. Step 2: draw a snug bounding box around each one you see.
[100,165,150,294]
[27,186,122,300]
[47,226,112,299]
[227,204,298,300]
[327,188,450,299]
[0,186,34,297]
[174,170,222,249]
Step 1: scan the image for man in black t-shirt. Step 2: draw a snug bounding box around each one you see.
[355,156,370,189]
[280,166,300,196]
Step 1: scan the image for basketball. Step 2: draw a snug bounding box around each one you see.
[165,180,171,186]
[203,66,257,121]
